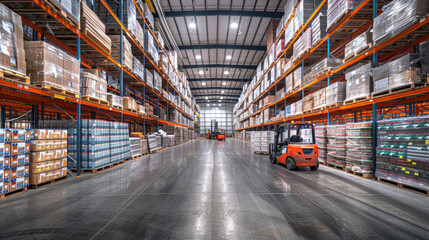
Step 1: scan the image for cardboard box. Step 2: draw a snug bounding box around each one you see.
[33,129,47,140]
[60,140,67,149]
[0,143,11,157]
[61,130,67,139]
[1,156,10,169]
[30,140,46,151]
[11,142,29,155]
[0,129,12,142]
[10,165,29,179]
[30,158,67,174]
[11,154,29,168]
[10,177,29,191]
[31,150,55,162]
[30,167,67,185]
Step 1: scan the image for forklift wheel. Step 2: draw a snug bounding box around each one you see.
[310,161,319,170]
[286,157,296,170]
[269,153,277,164]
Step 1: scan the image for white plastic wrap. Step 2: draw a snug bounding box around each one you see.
[311,13,327,46]
[345,62,374,102]
[344,31,372,61]
[326,81,346,105]
[293,28,312,62]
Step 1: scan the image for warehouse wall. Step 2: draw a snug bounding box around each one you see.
[200,103,234,137]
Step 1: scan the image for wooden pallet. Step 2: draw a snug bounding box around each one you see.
[112,105,124,110]
[324,102,343,109]
[30,176,67,189]
[81,26,111,56]
[35,82,80,98]
[326,163,346,171]
[313,68,334,79]
[327,9,351,33]
[343,43,372,63]
[371,83,424,98]
[377,177,429,197]
[343,95,371,105]
[82,96,110,106]
[0,68,30,84]
[0,187,28,200]
[345,169,373,179]
[72,160,125,173]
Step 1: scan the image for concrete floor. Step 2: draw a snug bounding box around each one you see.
[0,139,428,239]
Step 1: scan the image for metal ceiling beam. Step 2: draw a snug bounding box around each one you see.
[179,45,265,51]
[196,100,238,104]
[157,10,283,18]
[191,87,242,91]
[194,94,240,98]
[188,78,252,82]
[183,64,256,70]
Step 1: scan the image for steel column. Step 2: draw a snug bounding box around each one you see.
[77,37,82,176]
[0,106,5,128]
[372,103,377,175]
[120,0,124,123]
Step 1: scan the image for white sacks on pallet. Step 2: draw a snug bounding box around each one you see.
[253,131,275,154]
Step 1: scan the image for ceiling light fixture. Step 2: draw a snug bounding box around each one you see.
[207,104,210,106]
[226,55,232,60]
[220,97,223,99]
[222,82,226,85]
[221,90,225,94]
[224,71,229,75]
[195,55,201,60]
[189,22,196,29]
[205,96,208,99]
[230,22,238,29]
[219,104,221,106]
[202,82,206,85]
[199,70,204,75]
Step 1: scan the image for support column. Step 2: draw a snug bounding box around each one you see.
[120,0,124,123]
[77,37,82,176]
[0,106,5,128]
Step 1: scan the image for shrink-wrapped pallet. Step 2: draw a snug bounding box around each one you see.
[419,41,429,78]
[25,41,80,95]
[136,0,154,28]
[313,88,326,109]
[293,67,302,89]
[373,0,429,46]
[344,31,372,61]
[123,96,137,112]
[109,35,133,70]
[326,124,346,167]
[345,62,375,102]
[106,94,123,109]
[325,81,346,106]
[346,122,373,174]
[144,68,153,88]
[52,0,80,25]
[293,28,312,62]
[315,125,327,164]
[286,73,294,93]
[311,13,327,46]
[327,0,361,31]
[95,0,137,36]
[312,58,342,78]
[152,70,162,93]
[303,94,313,112]
[133,57,143,80]
[80,71,108,102]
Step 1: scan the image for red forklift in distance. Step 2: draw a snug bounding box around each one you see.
[215,129,226,141]
[269,123,319,170]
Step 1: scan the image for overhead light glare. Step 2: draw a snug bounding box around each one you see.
[205,96,208,99]
[221,90,225,94]
[226,55,232,60]
[199,70,204,75]
[207,104,210,106]
[230,22,238,29]
[224,71,229,75]
[189,22,196,29]
[202,82,206,85]
[195,55,201,60]
[222,82,226,85]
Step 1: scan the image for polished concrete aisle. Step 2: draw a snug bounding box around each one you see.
[1,139,428,239]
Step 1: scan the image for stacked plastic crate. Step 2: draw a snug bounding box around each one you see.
[345,122,373,176]
[326,125,346,167]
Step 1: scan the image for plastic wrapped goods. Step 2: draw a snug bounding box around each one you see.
[291,99,303,115]
[344,31,372,61]
[303,94,313,112]
[110,35,133,70]
[315,125,327,164]
[419,41,429,78]
[293,28,312,62]
[144,68,153,88]
[373,53,422,94]
[95,0,137,37]
[325,81,346,106]
[253,131,275,154]
[107,94,123,109]
[346,122,373,174]
[345,62,375,102]
[25,41,80,95]
[284,0,299,24]
[312,58,342,78]
[133,57,143,80]
[152,70,162,93]
[311,13,327,46]
[286,73,294,93]
[295,0,325,30]
[80,71,108,101]
[313,88,326,109]
[376,116,429,191]
[373,0,429,46]
[52,0,80,24]
[326,124,346,167]
[136,0,154,28]
[327,0,362,31]
[293,67,302,89]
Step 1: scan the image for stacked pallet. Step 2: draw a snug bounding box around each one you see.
[147,134,161,152]
[253,131,275,154]
[81,3,112,55]
[107,94,123,109]
[344,62,375,103]
[315,125,327,164]
[1,129,30,195]
[81,70,108,104]
[130,137,142,157]
[25,41,80,96]
[110,35,133,70]
[30,129,68,187]
[345,122,373,175]
[326,125,346,167]
[123,97,138,112]
[376,116,429,191]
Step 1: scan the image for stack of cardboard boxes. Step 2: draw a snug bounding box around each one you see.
[30,129,68,187]
[1,129,31,195]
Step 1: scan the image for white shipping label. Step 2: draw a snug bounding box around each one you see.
[2,21,10,34]
[1,45,9,56]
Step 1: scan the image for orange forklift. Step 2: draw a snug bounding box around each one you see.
[269,123,319,170]
[215,129,226,141]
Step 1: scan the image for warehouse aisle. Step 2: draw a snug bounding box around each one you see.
[0,139,428,239]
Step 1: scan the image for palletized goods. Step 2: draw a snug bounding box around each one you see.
[346,122,373,174]
[326,125,346,167]
[315,125,327,164]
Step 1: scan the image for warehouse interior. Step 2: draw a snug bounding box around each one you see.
[0,0,428,239]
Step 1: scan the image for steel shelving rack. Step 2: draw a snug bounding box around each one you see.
[0,0,200,175]
[233,0,429,176]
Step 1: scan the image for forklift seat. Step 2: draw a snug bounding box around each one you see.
[290,135,303,143]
